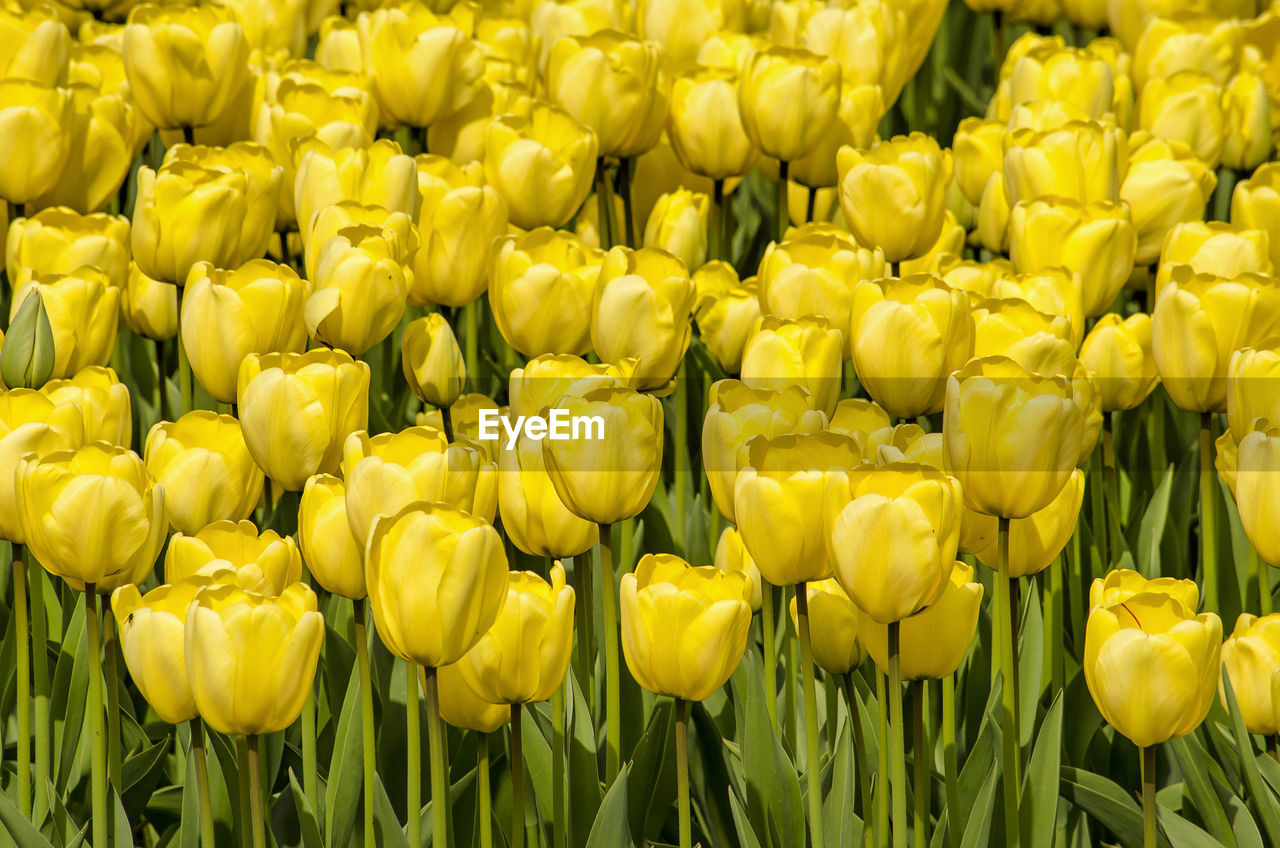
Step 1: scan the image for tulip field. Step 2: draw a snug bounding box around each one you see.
[7,0,1280,847]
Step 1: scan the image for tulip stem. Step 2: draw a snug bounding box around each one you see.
[1142,745,1156,848]
[177,289,193,414]
[777,161,790,243]
[354,600,376,848]
[572,552,594,715]
[676,698,692,848]
[13,543,31,817]
[103,612,122,796]
[711,180,725,261]
[407,661,421,848]
[805,188,816,225]
[247,736,266,848]
[888,622,907,848]
[841,675,873,846]
[912,683,926,848]
[191,719,215,848]
[478,734,493,848]
[761,584,779,730]
[182,125,195,146]
[512,702,526,848]
[995,517,1021,848]
[553,675,566,848]
[464,302,480,396]
[674,362,689,552]
[237,737,253,848]
[1045,555,1062,696]
[619,157,637,248]
[596,159,616,250]
[85,585,107,848]
[1200,413,1219,614]
[425,666,450,848]
[441,404,454,443]
[154,338,171,422]
[797,586,826,848]
[1258,551,1272,615]
[302,688,317,819]
[942,674,961,848]
[29,551,50,822]
[600,522,621,784]
[876,670,889,848]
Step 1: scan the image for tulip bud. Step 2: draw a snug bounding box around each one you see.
[1121,133,1217,266]
[144,411,265,535]
[112,579,205,725]
[437,661,510,732]
[185,582,324,735]
[0,5,69,87]
[1236,424,1280,568]
[298,474,365,600]
[483,104,598,230]
[0,389,84,544]
[5,207,130,287]
[131,161,250,284]
[952,117,1005,209]
[972,297,1077,378]
[499,428,598,559]
[1,288,55,389]
[642,190,709,272]
[788,578,867,675]
[1084,591,1221,747]
[121,263,178,342]
[366,502,509,667]
[737,46,842,163]
[1221,69,1273,171]
[292,139,420,245]
[9,268,118,379]
[591,246,695,391]
[694,264,762,374]
[740,315,843,417]
[855,560,983,679]
[1221,613,1280,735]
[667,68,760,181]
[0,79,73,205]
[411,156,507,308]
[508,354,638,419]
[490,229,602,358]
[715,526,763,613]
[1079,313,1159,411]
[1136,70,1226,168]
[1228,344,1280,445]
[306,224,412,355]
[166,520,302,596]
[1231,163,1280,274]
[1132,12,1242,89]
[973,469,1085,576]
[42,366,131,447]
[401,313,466,409]
[621,553,752,701]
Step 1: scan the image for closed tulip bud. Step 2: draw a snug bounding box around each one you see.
[738,46,842,163]
[0,390,84,543]
[952,118,1005,209]
[1121,134,1217,265]
[972,298,1078,378]
[988,266,1085,344]
[6,208,130,287]
[166,520,302,595]
[1089,568,1200,612]
[1152,266,1280,413]
[824,462,961,622]
[437,661,510,732]
[1003,121,1123,208]
[185,582,324,735]
[621,553,752,701]
[1157,222,1273,290]
[143,411,264,535]
[1229,344,1280,443]
[667,68,760,181]
[0,5,69,86]
[1221,70,1272,171]
[758,226,886,346]
[411,156,507,308]
[306,224,411,355]
[219,0,307,56]
[789,578,865,675]
[122,4,250,131]
[1079,313,1159,411]
[1221,613,1280,735]
[848,274,973,418]
[499,428,598,559]
[1084,592,1221,747]
[131,162,248,284]
[367,501,509,667]
[10,268,118,379]
[1236,424,1280,567]
[181,259,307,403]
[314,15,363,72]
[1009,45,1115,121]
[591,246,695,391]
[741,316,843,417]
[0,79,73,205]
[1133,12,1242,89]
[944,356,1084,519]
[694,265,762,374]
[1232,163,1280,273]
[542,386,663,525]
[292,139,420,246]
[401,313,466,408]
[856,560,983,679]
[1137,71,1226,168]
[303,201,415,285]
[974,171,1012,254]
[836,134,953,264]
[298,474,364,599]
[702,380,827,522]
[483,104,597,231]
[1,289,55,390]
[974,468,1085,576]
[112,579,205,724]
[801,2,908,102]
[163,142,283,267]
[715,526,762,612]
[42,366,131,447]
[642,190,709,272]
[121,262,177,342]
[490,229,601,358]
[508,354,637,419]
[18,442,165,591]
[237,349,370,490]
[734,431,861,585]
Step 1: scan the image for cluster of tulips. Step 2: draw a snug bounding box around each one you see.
[4,0,1280,847]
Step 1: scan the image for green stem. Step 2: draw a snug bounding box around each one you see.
[1046,555,1062,696]
[14,544,31,817]
[676,699,692,848]
[553,677,566,848]
[572,552,594,716]
[155,338,171,423]
[425,666,449,848]
[177,286,192,414]
[302,687,317,822]
[797,586,826,848]
[762,584,778,730]
[247,736,266,848]
[777,160,790,243]
[407,662,421,848]
[354,600,376,848]
[674,361,688,552]
[595,159,615,250]
[826,674,839,751]
[86,585,107,848]
[805,187,817,224]
[600,523,621,784]
[991,10,1005,71]
[182,125,196,146]
[237,737,252,848]
[29,550,49,821]
[710,180,725,262]
[888,622,907,848]
[876,670,889,848]
[996,517,1021,848]
[786,588,798,747]
[842,675,873,846]
[942,674,961,848]
[103,613,122,797]
[1142,745,1156,848]
[512,702,525,848]
[441,404,455,443]
[1258,550,1272,615]
[619,157,636,248]
[191,719,215,848]
[464,301,479,395]
[478,734,492,848]
[1201,413,1219,614]
[912,683,926,848]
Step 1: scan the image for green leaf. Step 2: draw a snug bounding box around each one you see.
[1016,577,1044,749]
[568,670,603,846]
[1220,668,1280,846]
[1061,766,1169,848]
[288,770,324,848]
[958,760,997,848]
[372,773,409,848]
[739,657,804,848]
[1021,690,1063,847]
[727,785,763,848]
[585,765,634,848]
[1169,734,1235,847]
[520,703,554,827]
[324,668,363,848]
[626,699,677,844]
[113,789,133,848]
[1136,464,1174,578]
[1158,806,1222,848]
[0,788,56,848]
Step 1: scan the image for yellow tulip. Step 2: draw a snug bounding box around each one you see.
[1008,44,1116,120]
[112,579,206,724]
[734,431,862,586]
[0,4,69,86]
[542,386,664,525]
[714,526,762,612]
[314,15,362,72]
[1151,266,1280,413]
[1084,591,1221,747]
[185,582,324,735]
[848,274,973,418]
[9,268,118,379]
[985,267,1085,348]
[181,259,307,404]
[411,155,507,308]
[144,411,264,535]
[952,117,1005,209]
[507,354,637,419]
[1228,344,1280,444]
[122,3,250,131]
[1088,567,1201,612]
[342,426,497,549]
[1136,71,1226,168]
[971,298,1077,378]
[298,474,365,600]
[5,207,130,287]
[489,228,602,358]
[41,366,130,447]
[1132,11,1242,88]
[790,85,887,192]
[499,429,598,559]
[827,398,893,443]
[18,442,165,591]
[366,501,509,667]
[482,103,598,230]
[973,468,1085,577]
[165,519,302,596]
[0,389,84,543]
[737,46,842,164]
[292,138,420,245]
[1079,313,1159,411]
[900,208,966,276]
[236,349,370,490]
[131,161,249,285]
[399,313,464,409]
[1221,613,1280,735]
[28,83,136,214]
[1156,222,1273,290]
[0,79,73,205]
[306,224,411,355]
[621,553,752,701]
[1231,163,1280,273]
[302,200,416,285]
[1236,424,1280,567]
[417,393,503,455]
[944,356,1084,519]
[1221,70,1271,171]
[636,0,746,71]
[694,264,762,374]
[740,315,843,417]
[667,67,760,181]
[1002,120,1123,208]
[836,133,953,264]
[1121,133,1218,266]
[855,561,983,679]
[590,246,695,392]
[121,262,177,342]
[801,2,908,102]
[218,0,307,56]
[1109,0,1255,52]
[789,579,866,675]
[437,661,509,733]
[642,190,709,272]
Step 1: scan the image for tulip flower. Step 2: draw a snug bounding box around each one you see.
[1232,164,1280,273]
[499,429,598,559]
[1008,44,1116,120]
[786,579,865,675]
[121,263,177,342]
[973,469,1085,577]
[642,190,709,272]
[693,264,762,374]
[306,224,412,355]
[41,366,131,447]
[293,138,419,240]
[298,474,365,600]
[411,156,507,308]
[1156,222,1273,291]
[5,207,130,288]
[1131,11,1242,88]
[666,67,760,181]
[302,200,416,285]
[1089,569,1200,613]
[1221,613,1280,735]
[1228,344,1280,443]
[490,229,602,358]
[1002,120,1123,208]
[0,390,84,544]
[636,0,745,70]
[1136,71,1226,167]
[165,520,302,596]
[401,313,466,413]
[737,46,841,164]
[837,134,953,264]
[131,161,251,285]
[508,354,637,419]
[437,661,510,733]
[714,527,763,613]
[112,579,205,724]
[483,103,598,230]
[971,297,1077,378]
[143,411,264,535]
[789,85,886,194]
[801,2,909,102]
[9,268,118,379]
[0,4,69,86]
[952,117,1004,208]
[986,265,1085,347]
[236,349,370,491]
[0,79,73,205]
[1220,70,1271,171]
[1121,133,1218,266]
[29,83,136,214]
[1079,313,1159,412]
[740,315,844,417]
[1236,424,1280,569]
